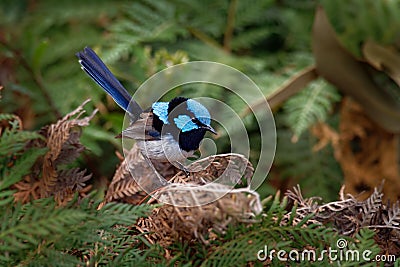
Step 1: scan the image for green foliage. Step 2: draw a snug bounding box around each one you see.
[0,0,130,168]
[0,114,47,189]
[202,194,333,266]
[0,114,43,156]
[274,120,343,201]
[0,112,161,265]
[321,0,400,57]
[1,148,48,190]
[0,192,158,266]
[340,229,380,267]
[283,79,340,141]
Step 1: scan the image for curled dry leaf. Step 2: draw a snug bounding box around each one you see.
[362,40,400,87]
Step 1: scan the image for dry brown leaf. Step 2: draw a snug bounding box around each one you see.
[337,98,400,201]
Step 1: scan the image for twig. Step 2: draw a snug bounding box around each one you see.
[240,65,318,118]
[223,0,237,52]
[186,26,222,49]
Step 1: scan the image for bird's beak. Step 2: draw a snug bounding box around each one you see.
[202,125,217,135]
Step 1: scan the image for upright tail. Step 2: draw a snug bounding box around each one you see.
[76,47,142,120]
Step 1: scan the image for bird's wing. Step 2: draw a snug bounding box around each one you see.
[119,112,161,141]
[76,46,143,122]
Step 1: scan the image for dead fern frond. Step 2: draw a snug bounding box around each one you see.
[53,169,92,205]
[360,186,383,226]
[40,99,97,197]
[11,100,96,204]
[383,202,400,227]
[285,183,400,257]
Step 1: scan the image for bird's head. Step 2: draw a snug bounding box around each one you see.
[152,97,216,151]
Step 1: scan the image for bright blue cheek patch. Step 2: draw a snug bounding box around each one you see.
[174,115,199,132]
[152,102,169,124]
[186,99,211,126]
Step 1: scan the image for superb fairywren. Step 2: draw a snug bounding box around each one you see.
[76,47,216,165]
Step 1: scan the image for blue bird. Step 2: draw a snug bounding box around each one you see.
[76,47,216,165]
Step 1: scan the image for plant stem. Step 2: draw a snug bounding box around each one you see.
[223,0,237,53]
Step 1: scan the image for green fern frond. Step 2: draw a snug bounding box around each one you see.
[231,27,271,51]
[1,148,47,190]
[110,1,182,48]
[0,197,89,253]
[234,0,273,27]
[283,79,340,141]
[0,113,21,123]
[338,229,380,267]
[0,190,15,207]
[204,223,335,266]
[0,113,44,157]
[0,191,156,265]
[0,131,43,157]
[98,202,155,228]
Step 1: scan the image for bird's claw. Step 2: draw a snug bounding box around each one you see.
[175,162,190,177]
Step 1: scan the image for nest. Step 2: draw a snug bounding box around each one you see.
[104,144,261,246]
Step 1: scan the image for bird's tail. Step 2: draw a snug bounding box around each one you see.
[76,47,142,120]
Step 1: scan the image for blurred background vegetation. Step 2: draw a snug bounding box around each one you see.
[1,0,400,264]
[0,0,346,200]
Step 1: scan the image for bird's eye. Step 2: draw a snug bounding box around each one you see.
[191,117,198,123]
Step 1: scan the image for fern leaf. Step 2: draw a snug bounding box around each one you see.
[1,148,47,191]
[0,199,89,253]
[0,131,43,157]
[203,225,335,266]
[98,202,153,228]
[344,229,380,267]
[0,190,15,207]
[283,79,340,142]
[383,202,400,227]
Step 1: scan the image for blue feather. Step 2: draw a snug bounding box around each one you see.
[186,99,211,126]
[76,47,142,120]
[174,115,199,132]
[152,102,169,124]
